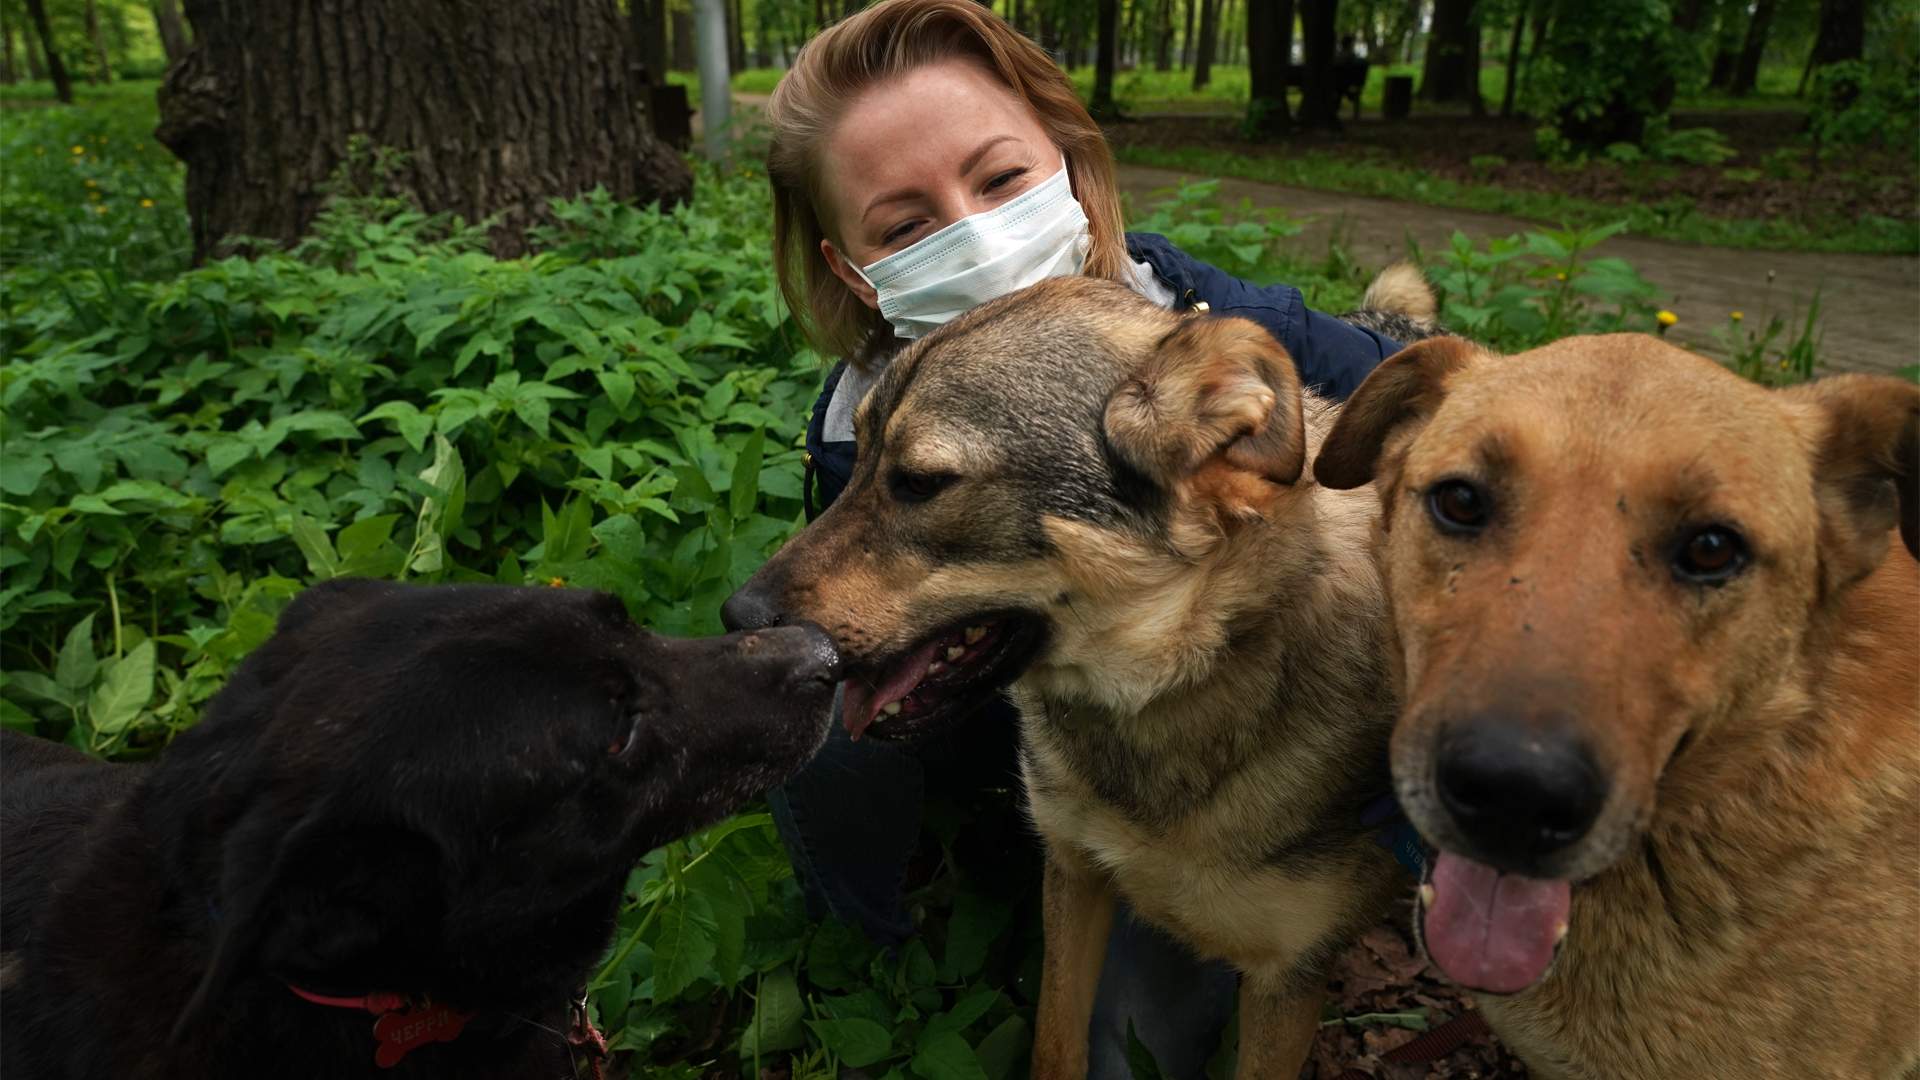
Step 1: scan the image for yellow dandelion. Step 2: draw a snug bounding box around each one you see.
[34,147,45,156]
[546,576,566,588]
[1729,311,1743,322]
[93,204,107,215]
[1656,310,1678,327]
[140,198,155,209]
[1554,271,1567,282]
[84,178,97,188]
[1777,359,1788,371]
[70,145,84,155]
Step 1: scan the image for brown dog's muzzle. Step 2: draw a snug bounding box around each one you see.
[1429,708,1607,875]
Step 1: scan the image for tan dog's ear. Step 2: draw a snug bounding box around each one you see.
[1105,317,1305,512]
[1783,374,1919,590]
[1314,336,1483,490]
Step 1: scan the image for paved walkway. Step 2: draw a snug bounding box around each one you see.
[1117,164,1919,376]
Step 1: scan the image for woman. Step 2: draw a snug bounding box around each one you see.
[760,1,1407,1073]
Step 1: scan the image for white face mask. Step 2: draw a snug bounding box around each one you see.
[854,162,1091,341]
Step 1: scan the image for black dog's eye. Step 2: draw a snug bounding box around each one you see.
[1427,479,1492,534]
[890,469,955,504]
[1672,525,1748,585]
[607,713,643,757]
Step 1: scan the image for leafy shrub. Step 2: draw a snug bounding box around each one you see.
[1524,0,1679,151]
[1806,60,1920,160]
[1413,221,1662,350]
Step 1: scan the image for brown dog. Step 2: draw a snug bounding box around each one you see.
[1314,332,1920,1079]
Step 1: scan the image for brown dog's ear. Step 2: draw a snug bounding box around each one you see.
[1783,374,1919,591]
[1105,316,1306,514]
[1314,336,1483,490]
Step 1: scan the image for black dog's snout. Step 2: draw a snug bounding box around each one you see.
[744,622,842,687]
[1435,716,1606,869]
[720,585,783,633]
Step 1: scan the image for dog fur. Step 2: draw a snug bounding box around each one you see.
[0,580,839,1079]
[725,273,1440,1078]
[1314,333,1920,1079]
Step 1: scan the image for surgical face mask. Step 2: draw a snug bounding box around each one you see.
[854,163,1091,341]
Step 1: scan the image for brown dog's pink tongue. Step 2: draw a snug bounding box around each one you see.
[1423,852,1570,995]
[840,639,943,740]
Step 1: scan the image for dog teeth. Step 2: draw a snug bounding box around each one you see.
[964,625,986,644]
[928,661,946,674]
[882,701,902,716]
[946,646,965,661]
[1418,884,1436,908]
[1553,921,1569,944]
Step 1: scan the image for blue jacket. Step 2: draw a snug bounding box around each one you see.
[801,233,1404,515]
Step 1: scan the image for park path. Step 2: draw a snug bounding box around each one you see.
[1116,163,1918,376]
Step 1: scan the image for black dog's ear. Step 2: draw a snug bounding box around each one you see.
[1314,336,1484,491]
[1782,374,1920,594]
[1106,316,1306,520]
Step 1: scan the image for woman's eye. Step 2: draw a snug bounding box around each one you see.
[985,167,1027,192]
[881,221,919,246]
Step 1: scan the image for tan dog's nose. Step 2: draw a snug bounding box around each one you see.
[1435,717,1607,873]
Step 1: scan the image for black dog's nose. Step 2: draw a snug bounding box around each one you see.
[1435,716,1606,869]
[720,584,783,633]
[747,622,842,687]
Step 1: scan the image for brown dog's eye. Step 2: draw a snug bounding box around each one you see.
[1673,525,1748,584]
[1427,479,1491,534]
[890,470,955,504]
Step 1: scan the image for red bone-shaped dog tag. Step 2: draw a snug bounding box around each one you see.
[370,1000,472,1068]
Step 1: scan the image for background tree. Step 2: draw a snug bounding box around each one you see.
[1731,0,1780,94]
[1245,0,1295,135]
[1297,0,1341,128]
[22,0,69,102]
[157,0,690,262]
[1089,0,1119,117]
[1192,0,1218,87]
[149,0,187,61]
[1806,0,1864,66]
[1420,0,1483,112]
[1529,0,1675,147]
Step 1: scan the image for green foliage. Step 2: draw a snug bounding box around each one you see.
[1712,296,1826,388]
[1522,0,1679,151]
[1413,221,1662,351]
[1127,177,1304,283]
[1806,60,1920,160]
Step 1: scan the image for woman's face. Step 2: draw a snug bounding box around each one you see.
[817,57,1062,310]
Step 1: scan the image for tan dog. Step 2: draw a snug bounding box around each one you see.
[725,273,1442,1078]
[1314,332,1920,1079]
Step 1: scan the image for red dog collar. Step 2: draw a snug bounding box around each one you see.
[286,982,472,1068]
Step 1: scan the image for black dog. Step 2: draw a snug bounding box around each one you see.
[0,579,838,1079]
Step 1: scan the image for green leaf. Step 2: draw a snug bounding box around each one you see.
[1124,1019,1166,1080]
[912,1029,988,1080]
[360,401,434,454]
[738,967,807,1058]
[56,614,98,691]
[650,888,718,1001]
[596,368,636,412]
[940,890,1011,981]
[973,1016,1029,1080]
[291,516,342,580]
[6,669,83,708]
[88,640,156,734]
[728,430,764,522]
[592,514,648,563]
[337,514,401,562]
[808,1018,893,1068]
[926,989,1000,1039]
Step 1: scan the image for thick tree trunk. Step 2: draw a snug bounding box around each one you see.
[1091,0,1119,115]
[1193,0,1219,87]
[23,0,69,102]
[1246,0,1295,136]
[151,0,191,63]
[1297,0,1340,128]
[1807,0,1864,66]
[1730,0,1776,96]
[671,7,695,69]
[1420,0,1479,108]
[84,0,111,83]
[1181,0,1196,65]
[629,0,667,84]
[1155,0,1173,70]
[728,0,745,73]
[1499,3,1524,117]
[1,13,16,84]
[156,0,690,262]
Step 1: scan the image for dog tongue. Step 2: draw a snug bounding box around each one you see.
[840,639,943,741]
[1423,852,1570,995]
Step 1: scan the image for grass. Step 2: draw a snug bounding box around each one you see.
[1116,143,1916,254]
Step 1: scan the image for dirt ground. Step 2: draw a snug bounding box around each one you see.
[1117,162,1920,377]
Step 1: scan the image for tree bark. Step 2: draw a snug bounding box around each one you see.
[1807,0,1864,67]
[1155,0,1173,70]
[1246,0,1295,136]
[1193,0,1219,87]
[151,0,191,63]
[629,0,667,84]
[1181,0,1196,65]
[1091,0,1120,116]
[1730,0,1776,96]
[1499,2,1523,117]
[1297,0,1340,128]
[671,6,695,69]
[84,0,111,83]
[1419,0,1479,108]
[2,11,17,85]
[23,0,68,102]
[728,0,745,74]
[156,0,690,262]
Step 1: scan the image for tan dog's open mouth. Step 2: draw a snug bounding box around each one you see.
[1417,852,1571,995]
[840,614,1047,740]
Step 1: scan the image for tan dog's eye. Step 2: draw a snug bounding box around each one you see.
[1673,525,1748,585]
[1427,479,1492,534]
[890,470,956,504]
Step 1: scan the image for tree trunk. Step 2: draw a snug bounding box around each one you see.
[1807,0,1864,67]
[84,0,111,83]
[1181,0,1196,65]
[728,0,745,73]
[1419,0,1479,109]
[1154,0,1173,70]
[1730,0,1776,96]
[671,7,695,69]
[156,0,690,262]
[151,0,191,63]
[1091,0,1119,116]
[2,12,16,85]
[1193,0,1219,87]
[630,0,667,84]
[23,0,68,102]
[1499,2,1523,117]
[1297,0,1339,128]
[1246,0,1295,136]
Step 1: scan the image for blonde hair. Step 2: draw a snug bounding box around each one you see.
[765,0,1130,363]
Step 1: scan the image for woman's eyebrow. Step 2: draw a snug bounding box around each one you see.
[859,135,1026,224]
[958,133,1021,175]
